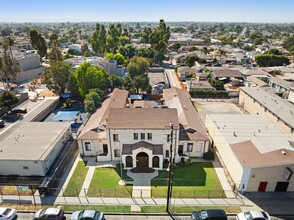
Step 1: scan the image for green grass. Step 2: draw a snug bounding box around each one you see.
[63,161,89,197]
[61,205,131,213]
[151,162,224,198]
[87,168,132,197]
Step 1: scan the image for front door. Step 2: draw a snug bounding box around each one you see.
[136,152,149,168]
[258,182,267,192]
[275,182,289,192]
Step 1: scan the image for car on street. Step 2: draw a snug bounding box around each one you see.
[34,208,65,220]
[0,207,17,220]
[12,108,27,114]
[70,210,104,220]
[191,209,228,220]
[0,120,5,128]
[236,211,271,220]
[213,63,222,67]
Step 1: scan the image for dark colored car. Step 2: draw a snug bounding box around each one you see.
[0,120,5,128]
[191,209,228,220]
[34,208,65,220]
[213,63,222,67]
[12,108,27,114]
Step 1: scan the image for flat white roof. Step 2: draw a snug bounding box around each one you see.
[208,114,294,153]
[0,122,70,160]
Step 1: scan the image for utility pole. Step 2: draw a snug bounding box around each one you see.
[166,122,174,213]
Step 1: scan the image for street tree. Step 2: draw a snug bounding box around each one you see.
[185,54,199,67]
[0,91,19,111]
[43,61,71,95]
[90,23,107,56]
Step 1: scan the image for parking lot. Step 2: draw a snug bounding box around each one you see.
[148,71,169,94]
[192,99,244,124]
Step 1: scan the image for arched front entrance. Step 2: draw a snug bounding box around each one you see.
[136,152,149,168]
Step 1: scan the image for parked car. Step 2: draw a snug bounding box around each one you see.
[0,120,5,128]
[12,108,27,114]
[236,211,271,220]
[155,81,166,86]
[0,207,17,220]
[70,210,104,220]
[34,208,65,220]
[213,63,222,67]
[191,209,228,220]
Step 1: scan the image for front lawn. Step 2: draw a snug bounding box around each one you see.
[63,160,89,196]
[151,162,224,198]
[87,168,132,197]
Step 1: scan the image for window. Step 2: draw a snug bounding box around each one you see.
[187,143,193,152]
[167,134,171,142]
[165,150,170,158]
[126,156,133,167]
[103,144,108,154]
[113,134,119,142]
[141,133,145,140]
[85,142,91,151]
[134,133,138,140]
[23,166,28,170]
[114,149,120,157]
[147,133,152,140]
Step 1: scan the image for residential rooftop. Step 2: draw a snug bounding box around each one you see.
[240,87,294,129]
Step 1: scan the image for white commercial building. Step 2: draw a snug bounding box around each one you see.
[0,122,71,176]
[206,114,294,192]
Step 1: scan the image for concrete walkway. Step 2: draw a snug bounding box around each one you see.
[127,170,158,198]
[79,166,96,197]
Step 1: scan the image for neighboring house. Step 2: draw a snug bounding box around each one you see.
[212,68,244,84]
[65,56,125,76]
[77,87,210,170]
[168,38,206,46]
[187,79,213,92]
[178,66,198,81]
[9,51,45,83]
[239,87,294,133]
[269,77,294,93]
[246,76,269,87]
[0,122,71,176]
[206,114,294,192]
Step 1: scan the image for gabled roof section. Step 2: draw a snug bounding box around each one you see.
[163,87,209,141]
[78,88,128,140]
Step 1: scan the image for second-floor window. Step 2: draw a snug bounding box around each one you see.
[85,142,91,151]
[141,133,145,140]
[134,133,138,140]
[147,133,152,140]
[167,134,171,142]
[113,134,119,142]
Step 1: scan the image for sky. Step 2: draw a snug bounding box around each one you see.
[0,0,294,23]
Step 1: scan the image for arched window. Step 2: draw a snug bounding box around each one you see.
[126,156,133,168]
[152,156,159,168]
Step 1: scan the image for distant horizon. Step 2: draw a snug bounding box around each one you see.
[1,0,294,23]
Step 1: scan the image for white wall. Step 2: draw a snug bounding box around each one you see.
[0,160,46,176]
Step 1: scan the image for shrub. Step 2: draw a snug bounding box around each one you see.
[204,148,215,160]
[181,157,185,164]
[116,162,124,171]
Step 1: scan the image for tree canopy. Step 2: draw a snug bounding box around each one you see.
[255,54,290,67]
[0,91,19,111]
[48,33,63,62]
[29,28,47,59]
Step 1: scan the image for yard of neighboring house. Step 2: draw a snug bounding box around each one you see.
[63,160,89,196]
[151,162,224,198]
[87,168,133,197]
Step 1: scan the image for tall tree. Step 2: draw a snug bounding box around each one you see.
[90,23,107,55]
[43,61,71,95]
[48,33,63,62]
[29,28,48,59]
[0,91,19,111]
[0,37,20,88]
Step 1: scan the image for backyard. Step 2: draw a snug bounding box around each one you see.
[151,162,224,198]
[87,168,133,197]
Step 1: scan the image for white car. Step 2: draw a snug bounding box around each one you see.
[0,207,17,220]
[236,211,271,220]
